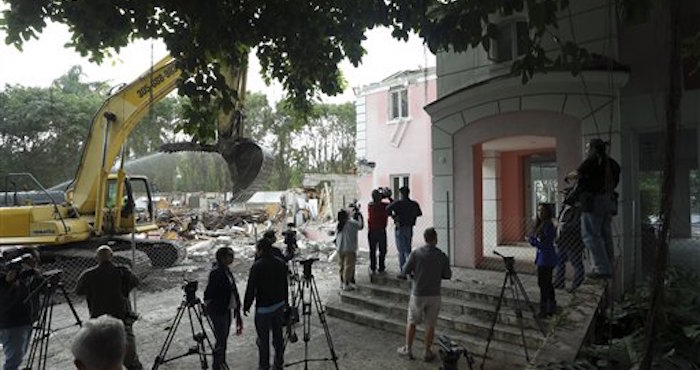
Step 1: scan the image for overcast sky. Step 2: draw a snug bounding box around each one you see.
[0,22,435,105]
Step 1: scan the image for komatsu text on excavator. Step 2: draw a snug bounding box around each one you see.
[0,56,271,282]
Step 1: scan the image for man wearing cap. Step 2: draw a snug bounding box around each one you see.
[387,186,423,279]
[76,246,143,370]
[569,138,621,279]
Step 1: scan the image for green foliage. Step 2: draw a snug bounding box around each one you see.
[639,171,662,223]
[587,268,700,369]
[130,96,184,157]
[245,95,356,190]
[537,268,700,370]
[0,67,180,187]
[0,0,655,138]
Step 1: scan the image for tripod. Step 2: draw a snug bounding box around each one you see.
[479,252,546,370]
[284,259,339,370]
[152,281,225,370]
[24,270,82,370]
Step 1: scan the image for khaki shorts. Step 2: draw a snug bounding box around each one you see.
[407,295,441,327]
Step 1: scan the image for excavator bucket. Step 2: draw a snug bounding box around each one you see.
[222,140,274,203]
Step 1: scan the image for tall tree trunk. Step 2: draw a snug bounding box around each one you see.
[640,0,682,368]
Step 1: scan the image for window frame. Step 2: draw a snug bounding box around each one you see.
[388,86,409,122]
[489,19,529,64]
[390,174,410,198]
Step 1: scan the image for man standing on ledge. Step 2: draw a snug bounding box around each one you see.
[569,138,620,279]
[387,186,422,279]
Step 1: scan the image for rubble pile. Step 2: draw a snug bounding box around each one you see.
[201,209,269,229]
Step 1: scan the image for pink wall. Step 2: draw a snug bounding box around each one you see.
[357,78,437,253]
[500,148,554,243]
[453,111,581,267]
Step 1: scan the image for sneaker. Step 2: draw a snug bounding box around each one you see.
[377,270,387,276]
[343,284,356,291]
[396,274,407,280]
[397,345,414,360]
[368,267,376,276]
[423,350,437,363]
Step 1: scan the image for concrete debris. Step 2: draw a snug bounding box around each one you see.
[154,196,340,266]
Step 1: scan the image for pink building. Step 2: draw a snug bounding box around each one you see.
[354,68,437,252]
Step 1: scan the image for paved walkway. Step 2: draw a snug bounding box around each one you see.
[2,253,595,370]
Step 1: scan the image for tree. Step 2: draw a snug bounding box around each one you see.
[2,2,698,364]
[0,67,179,187]
[0,0,603,135]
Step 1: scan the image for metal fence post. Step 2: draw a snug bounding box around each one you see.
[446,190,451,263]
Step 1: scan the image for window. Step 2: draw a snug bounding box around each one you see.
[389,87,408,120]
[489,21,528,63]
[390,174,410,198]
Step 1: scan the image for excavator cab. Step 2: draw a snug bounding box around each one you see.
[104,174,157,235]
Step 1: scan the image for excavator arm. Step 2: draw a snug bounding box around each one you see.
[67,56,180,216]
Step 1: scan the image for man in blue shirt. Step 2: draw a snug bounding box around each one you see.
[387,186,422,279]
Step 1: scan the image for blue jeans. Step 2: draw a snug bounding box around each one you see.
[0,325,32,370]
[581,194,614,275]
[254,308,284,370]
[210,311,231,370]
[395,226,413,273]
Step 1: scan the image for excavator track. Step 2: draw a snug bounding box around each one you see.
[109,236,186,268]
[38,246,152,292]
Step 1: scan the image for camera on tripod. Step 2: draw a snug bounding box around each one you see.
[282,223,298,258]
[1,254,32,274]
[493,251,515,272]
[298,258,319,279]
[375,186,392,200]
[182,280,198,303]
[437,334,474,370]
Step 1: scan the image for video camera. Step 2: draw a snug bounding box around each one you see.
[282,224,298,258]
[182,280,198,303]
[493,251,516,273]
[0,254,33,275]
[298,258,319,279]
[437,334,474,370]
[375,187,392,200]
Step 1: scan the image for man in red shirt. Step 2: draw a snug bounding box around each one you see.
[367,189,391,275]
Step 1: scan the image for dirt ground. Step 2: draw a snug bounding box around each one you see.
[4,243,456,370]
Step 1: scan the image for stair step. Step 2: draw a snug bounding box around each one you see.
[353,281,544,331]
[339,287,545,348]
[326,301,534,369]
[370,274,544,309]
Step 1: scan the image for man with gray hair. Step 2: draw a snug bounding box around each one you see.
[76,245,142,370]
[72,315,126,370]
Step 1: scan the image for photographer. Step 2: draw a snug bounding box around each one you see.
[280,223,298,262]
[335,207,364,291]
[204,246,243,370]
[0,254,36,370]
[387,186,423,279]
[259,229,295,262]
[367,188,392,276]
[75,246,143,370]
[244,238,289,370]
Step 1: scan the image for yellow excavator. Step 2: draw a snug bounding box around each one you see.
[0,56,271,280]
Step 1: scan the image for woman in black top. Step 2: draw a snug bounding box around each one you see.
[204,247,243,370]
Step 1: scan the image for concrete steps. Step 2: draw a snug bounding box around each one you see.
[326,272,550,369]
[339,284,544,348]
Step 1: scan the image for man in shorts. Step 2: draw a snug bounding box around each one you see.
[397,227,452,362]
